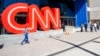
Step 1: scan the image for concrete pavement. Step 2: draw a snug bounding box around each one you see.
[0,28,100,56]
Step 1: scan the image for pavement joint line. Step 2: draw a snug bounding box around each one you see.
[47,47,75,56]
[48,35,100,56]
[92,41,100,43]
[78,36,100,46]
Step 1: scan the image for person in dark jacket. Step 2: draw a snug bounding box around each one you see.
[84,23,88,32]
[80,23,84,32]
[90,23,93,32]
[62,23,66,32]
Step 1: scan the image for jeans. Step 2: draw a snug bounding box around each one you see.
[21,33,29,45]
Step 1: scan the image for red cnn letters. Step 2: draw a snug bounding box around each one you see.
[1,3,60,34]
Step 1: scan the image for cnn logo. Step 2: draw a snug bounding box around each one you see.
[1,3,61,34]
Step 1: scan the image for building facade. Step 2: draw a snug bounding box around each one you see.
[88,0,100,22]
[0,0,88,34]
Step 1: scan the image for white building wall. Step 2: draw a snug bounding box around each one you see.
[88,0,100,20]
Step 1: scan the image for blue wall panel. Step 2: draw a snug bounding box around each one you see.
[66,6,74,17]
[58,3,64,15]
[3,0,41,9]
[4,0,17,8]
[17,0,26,2]
[1,0,43,12]
[4,0,16,8]
[26,0,40,6]
[0,0,4,12]
[75,0,88,27]
[26,0,34,4]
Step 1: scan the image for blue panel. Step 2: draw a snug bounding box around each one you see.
[58,3,74,17]
[0,0,4,12]
[17,0,26,2]
[4,0,16,8]
[66,6,74,17]
[40,0,48,5]
[34,0,40,6]
[75,0,88,27]
[27,0,40,6]
[58,3,64,15]
[27,0,35,4]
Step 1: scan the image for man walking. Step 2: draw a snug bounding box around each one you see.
[21,25,29,45]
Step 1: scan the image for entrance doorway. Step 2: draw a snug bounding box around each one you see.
[61,16,75,26]
[57,0,75,26]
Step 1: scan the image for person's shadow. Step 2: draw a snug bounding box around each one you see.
[0,44,4,49]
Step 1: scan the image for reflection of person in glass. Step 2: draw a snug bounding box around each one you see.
[21,24,29,45]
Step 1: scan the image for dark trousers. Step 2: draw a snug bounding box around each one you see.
[62,27,65,32]
[85,28,87,32]
[81,27,83,32]
[90,27,93,32]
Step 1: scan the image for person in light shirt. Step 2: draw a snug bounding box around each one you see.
[21,24,29,45]
[93,22,97,32]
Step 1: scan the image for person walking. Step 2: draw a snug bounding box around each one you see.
[21,25,29,45]
[80,23,84,32]
[84,23,88,32]
[97,23,100,30]
[90,23,93,32]
[62,22,66,32]
[94,22,97,32]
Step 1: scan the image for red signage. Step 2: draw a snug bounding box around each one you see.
[1,3,61,34]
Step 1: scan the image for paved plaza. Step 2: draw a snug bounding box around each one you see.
[0,28,100,56]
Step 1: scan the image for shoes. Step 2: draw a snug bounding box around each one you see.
[20,43,23,45]
[25,41,30,44]
[20,41,29,45]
